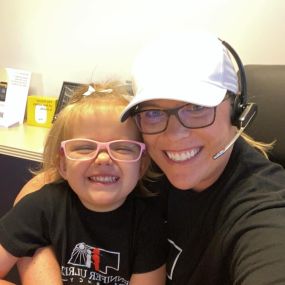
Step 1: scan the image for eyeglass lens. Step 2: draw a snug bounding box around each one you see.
[134,104,215,134]
[63,140,143,161]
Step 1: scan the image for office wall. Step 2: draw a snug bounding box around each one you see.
[1,0,285,97]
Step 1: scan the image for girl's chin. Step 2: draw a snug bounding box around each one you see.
[82,199,124,212]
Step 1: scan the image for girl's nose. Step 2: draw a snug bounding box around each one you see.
[93,151,112,165]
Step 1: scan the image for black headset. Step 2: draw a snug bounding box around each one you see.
[220,39,258,129]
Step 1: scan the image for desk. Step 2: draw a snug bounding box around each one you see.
[0,123,49,162]
[0,123,49,216]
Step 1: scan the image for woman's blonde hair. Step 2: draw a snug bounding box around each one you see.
[241,132,275,158]
[35,80,154,196]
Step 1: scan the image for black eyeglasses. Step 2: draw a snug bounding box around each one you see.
[132,103,216,135]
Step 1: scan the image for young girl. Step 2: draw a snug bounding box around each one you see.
[0,81,166,285]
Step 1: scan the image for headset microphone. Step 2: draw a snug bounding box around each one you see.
[212,39,258,160]
[213,103,257,159]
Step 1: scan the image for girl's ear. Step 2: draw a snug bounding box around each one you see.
[58,150,68,179]
[139,153,151,178]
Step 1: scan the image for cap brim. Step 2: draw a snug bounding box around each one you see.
[120,84,227,122]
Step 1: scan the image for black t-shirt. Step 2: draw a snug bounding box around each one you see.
[0,182,166,285]
[156,138,285,285]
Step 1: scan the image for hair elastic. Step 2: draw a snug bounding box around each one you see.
[83,85,114,96]
[83,85,96,96]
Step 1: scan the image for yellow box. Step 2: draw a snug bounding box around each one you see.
[26,95,58,128]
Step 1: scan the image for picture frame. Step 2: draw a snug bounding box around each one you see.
[53,81,85,121]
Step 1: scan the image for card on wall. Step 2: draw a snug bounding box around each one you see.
[0,68,31,127]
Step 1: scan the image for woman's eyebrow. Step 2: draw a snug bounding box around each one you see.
[138,103,160,109]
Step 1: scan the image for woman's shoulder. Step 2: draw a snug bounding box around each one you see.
[14,180,70,211]
[14,171,58,205]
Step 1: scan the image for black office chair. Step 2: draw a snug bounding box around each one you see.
[244,65,285,168]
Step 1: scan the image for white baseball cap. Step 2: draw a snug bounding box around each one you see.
[120,31,239,122]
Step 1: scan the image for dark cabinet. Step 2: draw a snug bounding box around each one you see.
[0,154,40,284]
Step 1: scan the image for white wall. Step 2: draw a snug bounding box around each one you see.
[1,0,285,97]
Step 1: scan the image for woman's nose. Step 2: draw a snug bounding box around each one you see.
[164,115,191,140]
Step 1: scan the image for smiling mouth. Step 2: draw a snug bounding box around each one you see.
[89,176,119,183]
[165,147,201,162]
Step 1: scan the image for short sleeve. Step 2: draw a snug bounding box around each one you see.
[0,191,50,257]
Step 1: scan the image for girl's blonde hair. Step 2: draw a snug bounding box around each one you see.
[35,80,154,196]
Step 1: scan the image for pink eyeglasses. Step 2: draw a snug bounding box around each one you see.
[61,139,146,162]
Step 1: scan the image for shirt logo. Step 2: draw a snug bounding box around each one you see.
[68,242,120,274]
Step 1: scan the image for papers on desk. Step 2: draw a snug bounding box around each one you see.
[0,67,31,127]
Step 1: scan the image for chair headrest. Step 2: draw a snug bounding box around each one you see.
[244,65,285,167]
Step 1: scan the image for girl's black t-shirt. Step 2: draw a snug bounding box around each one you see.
[0,182,167,284]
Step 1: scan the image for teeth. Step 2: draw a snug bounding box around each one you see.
[166,148,200,162]
[90,176,118,183]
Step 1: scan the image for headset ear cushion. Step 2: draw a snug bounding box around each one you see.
[231,95,243,127]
